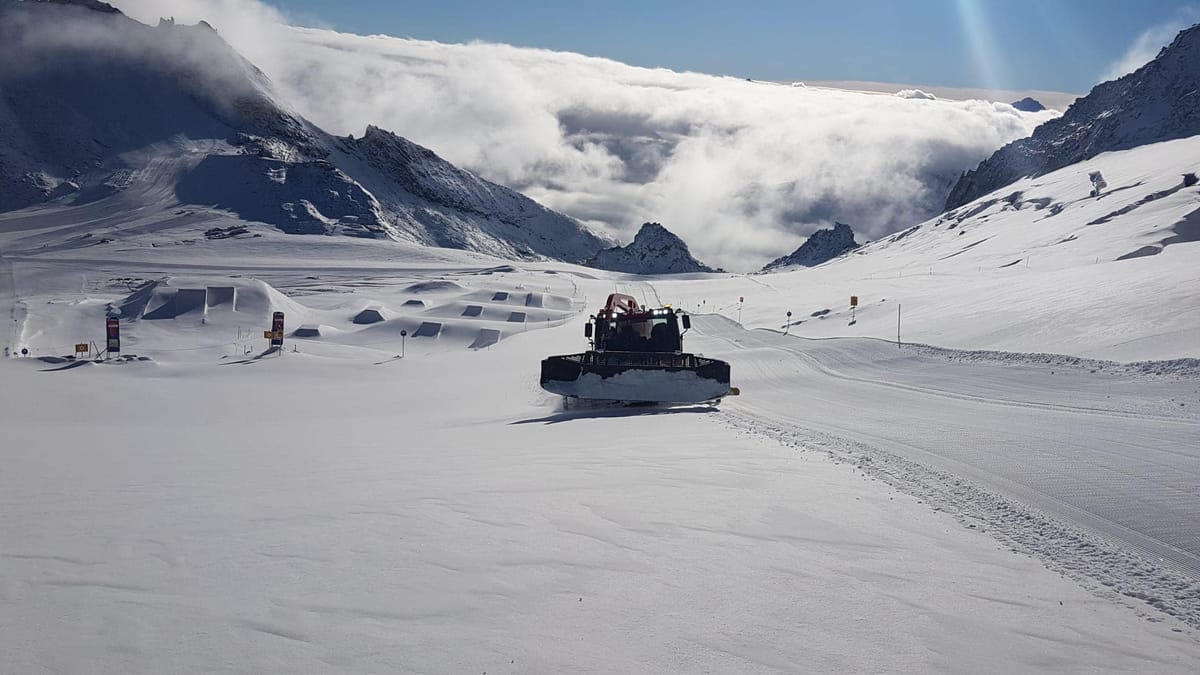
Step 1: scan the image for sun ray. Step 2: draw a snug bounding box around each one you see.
[953,0,1008,91]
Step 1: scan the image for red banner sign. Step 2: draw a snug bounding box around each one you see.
[106,317,120,353]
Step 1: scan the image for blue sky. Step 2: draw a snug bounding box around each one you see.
[269,0,1197,93]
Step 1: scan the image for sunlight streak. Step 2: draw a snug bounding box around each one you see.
[954,0,1008,91]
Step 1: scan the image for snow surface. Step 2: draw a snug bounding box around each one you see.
[654,136,1200,361]
[2,196,1199,671]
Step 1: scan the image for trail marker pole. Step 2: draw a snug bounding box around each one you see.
[400,329,407,358]
[897,304,902,348]
[784,311,792,336]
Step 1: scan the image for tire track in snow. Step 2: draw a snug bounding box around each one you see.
[0,255,27,357]
[687,316,1200,629]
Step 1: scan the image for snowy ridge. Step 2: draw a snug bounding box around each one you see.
[647,135,1200,362]
[760,222,860,271]
[946,22,1200,209]
[0,0,608,262]
[336,126,612,260]
[586,222,721,274]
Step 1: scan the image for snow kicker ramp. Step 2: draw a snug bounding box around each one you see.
[687,315,1200,624]
[117,278,305,321]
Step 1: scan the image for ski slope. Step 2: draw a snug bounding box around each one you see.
[691,316,1200,619]
[654,136,1200,361]
[1,249,1199,672]
[2,131,1199,672]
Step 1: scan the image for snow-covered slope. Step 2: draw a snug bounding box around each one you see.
[2,248,1199,672]
[651,135,1200,361]
[760,222,860,271]
[0,0,608,262]
[585,222,720,274]
[946,23,1200,209]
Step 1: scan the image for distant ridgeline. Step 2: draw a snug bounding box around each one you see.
[760,222,859,272]
[946,23,1200,210]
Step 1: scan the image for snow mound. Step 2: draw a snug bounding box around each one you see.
[114,278,301,321]
[412,322,442,338]
[352,307,388,324]
[468,328,501,349]
[404,281,462,293]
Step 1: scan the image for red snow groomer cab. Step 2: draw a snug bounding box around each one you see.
[539,293,733,404]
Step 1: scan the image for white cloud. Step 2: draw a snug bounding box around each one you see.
[1101,10,1200,82]
[109,0,1056,272]
[895,89,937,100]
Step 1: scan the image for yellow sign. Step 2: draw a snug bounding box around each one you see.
[264,331,274,339]
[75,343,89,353]
[850,295,859,307]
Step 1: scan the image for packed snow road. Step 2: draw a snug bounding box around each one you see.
[688,315,1200,624]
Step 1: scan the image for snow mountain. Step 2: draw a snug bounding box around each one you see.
[945,22,1200,210]
[0,0,608,262]
[585,222,721,274]
[760,222,860,272]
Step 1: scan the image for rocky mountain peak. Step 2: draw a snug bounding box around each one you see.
[760,222,859,272]
[1010,97,1046,113]
[945,23,1200,210]
[586,222,721,274]
[19,0,120,13]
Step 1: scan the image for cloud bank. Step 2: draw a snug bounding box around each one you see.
[111,0,1056,271]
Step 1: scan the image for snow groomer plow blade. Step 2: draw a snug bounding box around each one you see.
[540,293,736,404]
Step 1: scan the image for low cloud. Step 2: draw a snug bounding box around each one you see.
[111,0,1056,271]
[895,89,937,100]
[1101,10,1200,82]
